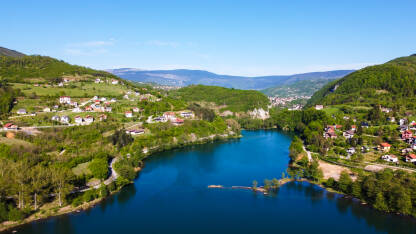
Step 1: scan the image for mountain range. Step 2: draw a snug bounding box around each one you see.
[0,47,26,58]
[107,68,354,90]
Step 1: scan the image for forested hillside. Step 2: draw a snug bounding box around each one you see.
[0,55,119,83]
[307,55,416,109]
[0,80,18,117]
[169,85,269,112]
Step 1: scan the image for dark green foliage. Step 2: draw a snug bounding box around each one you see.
[82,189,98,202]
[111,130,134,149]
[289,136,304,161]
[307,55,416,108]
[0,79,19,117]
[170,85,269,112]
[88,158,109,180]
[188,103,216,121]
[0,55,119,83]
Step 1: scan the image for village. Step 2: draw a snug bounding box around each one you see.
[318,104,416,169]
[1,78,197,137]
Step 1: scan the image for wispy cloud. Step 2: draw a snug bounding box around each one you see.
[64,39,115,56]
[146,40,180,48]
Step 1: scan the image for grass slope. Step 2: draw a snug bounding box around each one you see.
[170,85,269,112]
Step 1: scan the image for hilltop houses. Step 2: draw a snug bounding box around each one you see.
[315,105,324,110]
[59,96,71,104]
[111,79,119,85]
[75,116,83,124]
[17,109,27,115]
[379,143,391,152]
[402,130,413,140]
[172,118,184,126]
[84,115,94,124]
[381,154,398,163]
[99,114,107,121]
[163,112,176,121]
[133,107,140,113]
[405,154,416,163]
[180,111,194,118]
[3,123,18,130]
[125,111,133,118]
[60,116,70,124]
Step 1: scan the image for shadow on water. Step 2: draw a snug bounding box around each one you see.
[286,181,416,234]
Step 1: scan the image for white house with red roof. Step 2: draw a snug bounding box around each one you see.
[84,115,94,124]
[379,143,391,152]
[163,112,176,121]
[74,116,83,124]
[125,111,133,118]
[381,155,398,163]
[405,154,416,163]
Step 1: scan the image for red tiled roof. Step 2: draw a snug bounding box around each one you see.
[407,154,416,159]
[380,143,391,147]
[4,123,13,128]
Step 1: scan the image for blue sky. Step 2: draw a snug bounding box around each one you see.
[2,0,416,76]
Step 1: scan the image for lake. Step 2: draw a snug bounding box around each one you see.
[8,130,416,234]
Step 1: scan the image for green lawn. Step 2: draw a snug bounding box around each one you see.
[72,161,91,176]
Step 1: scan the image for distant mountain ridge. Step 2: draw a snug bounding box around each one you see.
[107,68,354,90]
[0,47,26,58]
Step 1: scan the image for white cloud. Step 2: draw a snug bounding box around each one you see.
[64,39,115,56]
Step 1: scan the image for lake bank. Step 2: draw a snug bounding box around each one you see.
[6,130,416,234]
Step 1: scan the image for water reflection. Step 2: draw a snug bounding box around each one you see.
[286,181,416,234]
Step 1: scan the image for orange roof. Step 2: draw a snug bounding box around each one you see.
[407,154,416,159]
[380,143,391,147]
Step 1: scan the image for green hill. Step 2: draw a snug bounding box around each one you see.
[0,54,120,83]
[0,47,26,58]
[307,54,416,109]
[169,85,269,112]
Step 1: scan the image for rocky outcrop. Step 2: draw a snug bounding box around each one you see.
[248,108,269,120]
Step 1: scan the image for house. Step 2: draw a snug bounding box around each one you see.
[43,107,51,112]
[111,79,119,85]
[402,130,413,140]
[163,112,176,121]
[51,115,60,122]
[379,143,391,152]
[315,105,324,110]
[126,129,145,136]
[123,94,129,100]
[95,78,102,83]
[99,114,107,121]
[58,82,64,87]
[59,96,71,104]
[3,123,18,130]
[351,125,356,131]
[132,107,140,113]
[343,130,355,139]
[347,147,356,155]
[361,146,370,153]
[381,155,398,163]
[74,116,83,124]
[93,96,98,100]
[72,107,83,113]
[361,122,369,128]
[60,116,70,124]
[180,111,194,118]
[324,132,337,139]
[100,97,107,102]
[401,148,413,155]
[70,101,78,107]
[105,107,112,112]
[387,117,396,123]
[85,106,93,112]
[172,118,184,126]
[125,111,133,118]
[405,154,416,163]
[335,125,342,130]
[154,116,167,123]
[84,115,94,124]
[17,109,27,115]
[399,118,407,126]
[110,98,117,103]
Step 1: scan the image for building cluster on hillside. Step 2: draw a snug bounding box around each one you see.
[268,96,309,108]
[146,111,194,125]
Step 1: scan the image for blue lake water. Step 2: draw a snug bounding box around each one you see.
[8,130,416,234]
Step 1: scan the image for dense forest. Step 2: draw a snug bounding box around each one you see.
[0,55,120,82]
[0,79,18,117]
[307,55,416,109]
[169,85,269,112]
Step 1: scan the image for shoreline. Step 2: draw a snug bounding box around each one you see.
[0,133,240,233]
